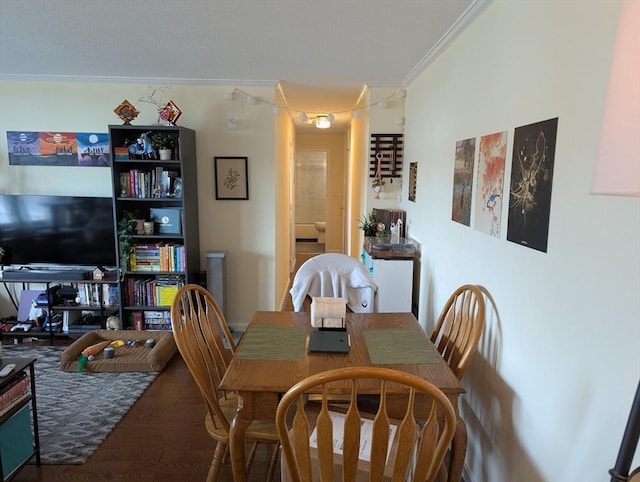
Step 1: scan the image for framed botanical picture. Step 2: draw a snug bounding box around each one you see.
[214,156,249,200]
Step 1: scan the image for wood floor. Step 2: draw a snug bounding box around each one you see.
[13,251,320,482]
[15,353,279,482]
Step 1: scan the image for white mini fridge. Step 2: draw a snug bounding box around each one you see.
[361,250,413,313]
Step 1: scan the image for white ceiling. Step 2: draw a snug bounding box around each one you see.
[0,0,490,132]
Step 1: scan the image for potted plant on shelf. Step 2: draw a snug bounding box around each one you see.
[358,211,379,237]
[118,210,140,279]
[150,132,174,160]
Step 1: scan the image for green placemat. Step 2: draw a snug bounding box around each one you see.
[364,328,441,364]
[236,325,307,361]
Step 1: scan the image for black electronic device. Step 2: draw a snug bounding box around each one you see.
[0,194,116,268]
[35,286,60,307]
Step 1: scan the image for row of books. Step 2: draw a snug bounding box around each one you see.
[75,283,119,307]
[130,244,186,272]
[144,310,172,330]
[125,275,183,307]
[119,168,182,199]
[131,310,172,331]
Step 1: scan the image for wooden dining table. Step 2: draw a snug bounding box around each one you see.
[219,310,466,482]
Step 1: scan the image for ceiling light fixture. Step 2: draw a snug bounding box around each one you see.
[316,115,331,129]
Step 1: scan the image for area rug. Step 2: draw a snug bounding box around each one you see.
[2,344,159,464]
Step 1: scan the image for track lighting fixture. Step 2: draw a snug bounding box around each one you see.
[224,87,407,128]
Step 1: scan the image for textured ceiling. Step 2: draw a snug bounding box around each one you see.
[0,0,490,131]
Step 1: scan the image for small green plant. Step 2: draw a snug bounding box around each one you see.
[358,212,378,237]
[118,210,139,279]
[371,177,386,188]
[150,132,174,151]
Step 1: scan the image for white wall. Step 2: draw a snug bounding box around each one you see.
[401,1,639,481]
[0,81,278,326]
[365,87,406,209]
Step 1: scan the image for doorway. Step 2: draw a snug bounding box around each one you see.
[295,150,326,255]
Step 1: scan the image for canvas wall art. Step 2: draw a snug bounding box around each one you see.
[473,131,507,237]
[507,117,558,252]
[451,137,476,226]
[7,131,110,166]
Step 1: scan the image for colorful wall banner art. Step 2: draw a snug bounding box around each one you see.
[7,131,111,167]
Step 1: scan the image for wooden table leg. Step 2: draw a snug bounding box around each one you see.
[229,404,250,482]
[448,416,467,482]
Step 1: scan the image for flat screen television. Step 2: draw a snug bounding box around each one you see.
[0,194,116,268]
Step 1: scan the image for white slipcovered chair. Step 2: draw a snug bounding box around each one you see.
[289,253,377,313]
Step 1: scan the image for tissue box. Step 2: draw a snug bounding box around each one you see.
[310,297,346,328]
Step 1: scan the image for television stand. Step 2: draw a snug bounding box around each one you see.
[0,274,119,345]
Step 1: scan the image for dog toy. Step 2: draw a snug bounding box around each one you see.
[77,340,111,372]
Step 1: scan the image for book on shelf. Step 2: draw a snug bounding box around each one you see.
[144,310,172,331]
[156,285,179,306]
[144,322,172,331]
[125,275,184,307]
[130,243,185,272]
[75,282,118,306]
[119,168,181,199]
[66,324,103,334]
[133,311,144,331]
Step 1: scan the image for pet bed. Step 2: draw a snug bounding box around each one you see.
[60,329,177,372]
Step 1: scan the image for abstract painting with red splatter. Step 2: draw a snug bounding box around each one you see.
[474,131,507,237]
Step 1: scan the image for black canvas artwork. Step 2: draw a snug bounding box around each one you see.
[507,117,558,252]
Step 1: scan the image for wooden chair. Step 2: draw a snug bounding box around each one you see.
[171,284,279,481]
[430,284,485,380]
[276,366,456,482]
